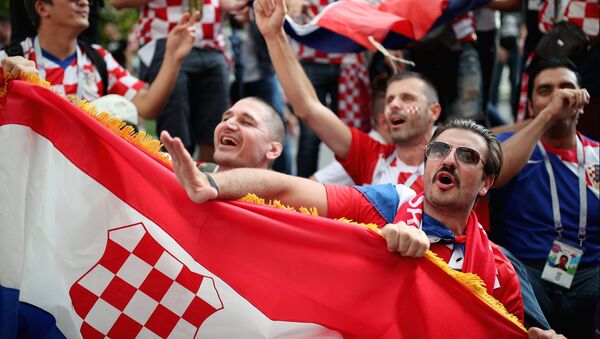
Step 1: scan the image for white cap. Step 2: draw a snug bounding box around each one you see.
[91,94,138,126]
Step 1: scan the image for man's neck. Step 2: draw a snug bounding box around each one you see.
[37,27,78,60]
[542,124,578,150]
[423,201,471,235]
[395,138,427,166]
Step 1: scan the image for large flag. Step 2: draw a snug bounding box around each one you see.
[0,79,526,338]
[284,0,491,53]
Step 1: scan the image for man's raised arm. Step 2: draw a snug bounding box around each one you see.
[160,131,329,214]
[254,0,352,159]
[131,11,199,119]
[495,88,589,187]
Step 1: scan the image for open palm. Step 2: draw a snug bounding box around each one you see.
[254,0,287,39]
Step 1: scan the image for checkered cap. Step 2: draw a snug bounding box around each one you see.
[134,0,225,51]
[539,0,599,38]
[70,223,223,338]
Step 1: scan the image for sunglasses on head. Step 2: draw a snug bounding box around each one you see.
[425,141,484,166]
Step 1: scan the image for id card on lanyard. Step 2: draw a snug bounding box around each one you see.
[539,136,587,289]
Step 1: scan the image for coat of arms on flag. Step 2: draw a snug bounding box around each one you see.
[70,223,222,338]
[0,78,527,338]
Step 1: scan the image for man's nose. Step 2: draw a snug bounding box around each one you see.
[224,118,239,130]
[441,148,459,167]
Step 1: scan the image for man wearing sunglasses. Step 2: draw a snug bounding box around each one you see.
[0,0,198,121]
[488,57,598,338]
[160,116,525,325]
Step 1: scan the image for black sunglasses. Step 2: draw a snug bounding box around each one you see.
[425,141,484,166]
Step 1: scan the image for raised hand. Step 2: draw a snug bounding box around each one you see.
[380,221,430,258]
[254,0,287,38]
[1,56,38,79]
[541,88,590,123]
[160,131,218,203]
[165,11,201,63]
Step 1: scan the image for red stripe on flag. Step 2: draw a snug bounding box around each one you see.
[0,81,527,338]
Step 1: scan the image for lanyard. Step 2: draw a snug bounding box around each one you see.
[537,135,587,246]
[374,150,424,187]
[34,36,87,99]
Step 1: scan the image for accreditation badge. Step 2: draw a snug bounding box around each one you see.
[541,239,583,289]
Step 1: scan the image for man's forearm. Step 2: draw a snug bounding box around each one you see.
[132,55,182,119]
[211,168,329,215]
[496,113,552,187]
[264,31,352,158]
[265,32,320,117]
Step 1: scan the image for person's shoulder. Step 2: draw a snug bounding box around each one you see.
[496,131,516,142]
[0,37,34,59]
[490,241,517,276]
[351,127,394,152]
[88,43,111,57]
[578,132,599,148]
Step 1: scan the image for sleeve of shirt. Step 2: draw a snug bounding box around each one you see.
[325,184,387,227]
[336,128,393,185]
[313,161,356,186]
[95,46,146,100]
[491,245,525,325]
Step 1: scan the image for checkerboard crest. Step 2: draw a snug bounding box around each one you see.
[69,223,223,338]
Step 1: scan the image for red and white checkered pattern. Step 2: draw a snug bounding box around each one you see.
[69,223,223,338]
[0,38,145,101]
[134,0,225,51]
[451,12,477,43]
[539,0,599,38]
[338,61,371,131]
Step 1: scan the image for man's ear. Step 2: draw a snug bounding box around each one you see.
[266,141,283,161]
[428,103,442,123]
[479,175,495,197]
[35,0,50,19]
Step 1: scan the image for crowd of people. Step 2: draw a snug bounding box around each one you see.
[0,0,598,337]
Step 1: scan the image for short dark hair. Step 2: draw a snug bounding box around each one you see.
[527,57,582,99]
[387,71,439,105]
[25,0,52,29]
[246,96,286,146]
[429,119,503,180]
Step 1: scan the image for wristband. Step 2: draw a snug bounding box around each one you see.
[205,173,220,195]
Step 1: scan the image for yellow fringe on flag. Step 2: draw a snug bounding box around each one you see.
[0,71,171,166]
[3,74,524,332]
[240,193,526,332]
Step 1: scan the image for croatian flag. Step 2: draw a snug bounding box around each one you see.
[283,0,491,53]
[0,80,526,338]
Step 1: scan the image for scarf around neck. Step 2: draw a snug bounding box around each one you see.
[393,193,497,295]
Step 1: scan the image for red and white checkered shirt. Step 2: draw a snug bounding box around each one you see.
[539,0,599,38]
[0,37,146,101]
[133,0,225,51]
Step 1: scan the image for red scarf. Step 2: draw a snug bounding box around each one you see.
[393,193,497,294]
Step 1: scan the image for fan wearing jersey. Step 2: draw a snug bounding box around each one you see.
[0,0,198,121]
[489,57,597,338]
[256,0,441,193]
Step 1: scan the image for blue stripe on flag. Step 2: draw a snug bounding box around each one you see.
[0,285,66,339]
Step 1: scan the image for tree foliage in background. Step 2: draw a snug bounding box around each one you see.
[98,3,139,45]
[0,0,9,14]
